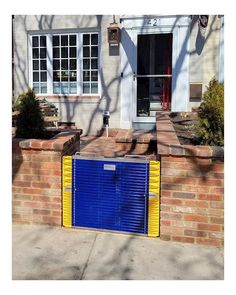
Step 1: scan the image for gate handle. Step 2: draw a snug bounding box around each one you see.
[124,155,147,159]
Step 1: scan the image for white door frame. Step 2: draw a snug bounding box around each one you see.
[120,15,191,129]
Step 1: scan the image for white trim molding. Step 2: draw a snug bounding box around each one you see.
[120,15,190,128]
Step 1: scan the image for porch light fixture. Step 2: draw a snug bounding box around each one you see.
[107,15,121,46]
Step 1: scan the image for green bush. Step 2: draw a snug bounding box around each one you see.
[15,88,46,139]
[196,78,224,146]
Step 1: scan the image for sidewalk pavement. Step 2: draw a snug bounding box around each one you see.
[12,224,224,280]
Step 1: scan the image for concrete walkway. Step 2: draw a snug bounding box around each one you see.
[12,224,224,280]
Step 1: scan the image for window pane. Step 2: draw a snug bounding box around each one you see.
[53,35,59,46]
[32,36,39,47]
[61,59,68,70]
[33,60,39,70]
[61,71,69,81]
[83,59,90,70]
[40,72,47,82]
[83,83,90,93]
[83,71,90,81]
[70,47,76,58]
[40,36,47,47]
[91,59,98,69]
[61,83,69,94]
[91,34,98,45]
[61,35,68,46]
[83,34,90,45]
[69,35,76,46]
[53,83,60,94]
[91,71,98,81]
[53,48,60,58]
[33,83,39,93]
[41,83,47,93]
[69,59,77,70]
[70,82,77,94]
[83,47,90,57]
[53,59,60,70]
[61,47,68,58]
[53,71,60,82]
[91,83,98,93]
[33,72,39,82]
[40,60,47,70]
[40,48,46,58]
[91,47,98,57]
[33,48,39,58]
[69,71,77,81]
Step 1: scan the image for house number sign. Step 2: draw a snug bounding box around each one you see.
[145,18,160,26]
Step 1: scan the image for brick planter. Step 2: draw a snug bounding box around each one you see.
[12,130,82,225]
[157,113,224,247]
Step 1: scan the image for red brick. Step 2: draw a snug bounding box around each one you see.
[213,173,224,179]
[210,201,224,209]
[184,200,208,208]
[161,191,172,197]
[52,197,61,203]
[210,217,224,224]
[24,201,41,208]
[41,202,61,209]
[161,212,182,220]
[33,196,50,202]
[160,234,171,241]
[33,209,50,215]
[184,229,207,237]
[32,182,51,189]
[22,187,41,195]
[184,214,208,223]
[198,179,223,187]
[196,238,222,247]
[42,216,61,225]
[172,236,195,244]
[161,183,182,191]
[30,140,42,149]
[210,187,224,194]
[162,198,183,205]
[173,192,195,199]
[52,210,61,217]
[13,181,31,188]
[198,194,223,201]
[212,163,224,172]
[13,194,32,201]
[161,220,171,226]
[197,223,222,231]
[12,187,22,193]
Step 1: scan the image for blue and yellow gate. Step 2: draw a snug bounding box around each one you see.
[62,156,160,237]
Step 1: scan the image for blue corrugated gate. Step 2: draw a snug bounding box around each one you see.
[72,157,149,235]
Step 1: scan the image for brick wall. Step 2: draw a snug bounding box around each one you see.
[157,113,224,247]
[12,130,81,225]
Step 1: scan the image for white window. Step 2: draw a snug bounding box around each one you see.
[82,33,99,94]
[31,35,47,93]
[29,32,100,95]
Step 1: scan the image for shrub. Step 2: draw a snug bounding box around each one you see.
[15,88,46,139]
[196,78,224,146]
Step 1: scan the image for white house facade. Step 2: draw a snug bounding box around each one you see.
[12,15,224,134]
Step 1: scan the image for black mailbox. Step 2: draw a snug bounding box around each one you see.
[107,25,120,46]
[103,110,110,126]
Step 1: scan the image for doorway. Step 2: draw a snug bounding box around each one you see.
[136,33,172,117]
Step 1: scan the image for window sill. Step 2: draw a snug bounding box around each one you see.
[36,94,102,102]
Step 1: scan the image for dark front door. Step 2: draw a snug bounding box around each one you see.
[136,33,172,116]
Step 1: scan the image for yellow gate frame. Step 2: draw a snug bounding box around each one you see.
[148,160,160,237]
[62,156,72,227]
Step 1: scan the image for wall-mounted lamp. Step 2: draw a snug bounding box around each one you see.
[107,15,121,47]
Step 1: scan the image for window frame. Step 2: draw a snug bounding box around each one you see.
[28,31,101,97]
